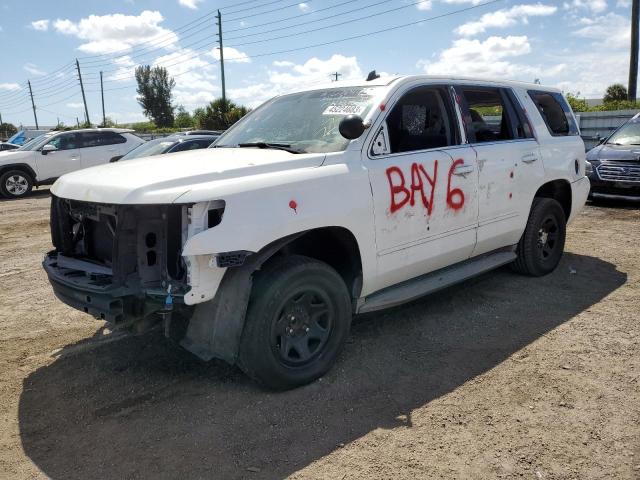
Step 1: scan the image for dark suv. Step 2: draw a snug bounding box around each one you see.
[586,113,640,200]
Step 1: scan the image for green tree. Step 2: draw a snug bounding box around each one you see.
[174,106,194,128]
[603,84,628,103]
[197,98,249,130]
[135,65,176,128]
[0,122,18,140]
[98,117,116,128]
[565,93,589,112]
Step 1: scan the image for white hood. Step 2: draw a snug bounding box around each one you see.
[51,147,326,204]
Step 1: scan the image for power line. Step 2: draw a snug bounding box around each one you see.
[226,0,315,22]
[88,0,502,90]
[224,0,358,33]
[227,0,434,48]
[225,0,376,40]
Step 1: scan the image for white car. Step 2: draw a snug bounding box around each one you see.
[44,75,590,389]
[0,128,143,198]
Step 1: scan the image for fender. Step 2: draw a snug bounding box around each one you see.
[0,163,38,183]
[180,232,305,363]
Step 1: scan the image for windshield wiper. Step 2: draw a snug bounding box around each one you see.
[237,142,303,154]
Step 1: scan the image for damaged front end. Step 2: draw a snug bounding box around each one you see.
[43,195,191,331]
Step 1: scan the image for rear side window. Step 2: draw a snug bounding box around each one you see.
[459,87,519,143]
[528,90,579,136]
[79,131,127,148]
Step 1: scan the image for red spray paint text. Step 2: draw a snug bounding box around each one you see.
[386,159,465,215]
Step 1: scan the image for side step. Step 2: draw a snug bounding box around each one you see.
[357,248,517,314]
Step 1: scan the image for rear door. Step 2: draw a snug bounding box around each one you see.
[79,131,128,168]
[456,85,544,256]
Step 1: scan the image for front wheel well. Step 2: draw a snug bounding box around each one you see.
[533,179,571,220]
[266,227,363,301]
[0,164,36,182]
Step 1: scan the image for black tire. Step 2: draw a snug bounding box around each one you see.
[511,197,566,276]
[238,255,352,390]
[0,169,33,199]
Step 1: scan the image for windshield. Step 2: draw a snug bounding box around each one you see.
[216,86,383,153]
[121,138,176,160]
[18,134,54,151]
[607,120,640,146]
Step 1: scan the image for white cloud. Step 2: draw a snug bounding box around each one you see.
[298,3,311,11]
[617,0,631,7]
[421,35,566,79]
[153,49,219,109]
[0,83,21,91]
[24,63,45,76]
[178,0,203,9]
[210,46,251,63]
[417,1,432,10]
[30,19,49,31]
[573,12,630,48]
[53,10,177,54]
[455,3,557,36]
[554,51,627,97]
[229,54,363,108]
[562,0,608,13]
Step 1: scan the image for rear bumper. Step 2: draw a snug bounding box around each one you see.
[569,176,590,223]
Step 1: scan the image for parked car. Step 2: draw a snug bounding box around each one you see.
[177,130,223,137]
[585,112,640,200]
[0,128,143,198]
[0,142,20,151]
[112,134,219,162]
[44,76,589,389]
[6,129,49,146]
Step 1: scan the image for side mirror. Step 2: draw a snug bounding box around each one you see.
[41,144,57,155]
[598,136,607,145]
[110,155,123,163]
[339,114,366,140]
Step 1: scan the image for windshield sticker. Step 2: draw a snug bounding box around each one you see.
[322,102,368,116]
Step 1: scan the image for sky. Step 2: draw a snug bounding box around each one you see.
[0,0,633,127]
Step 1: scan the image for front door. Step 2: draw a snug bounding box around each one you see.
[365,84,478,292]
[35,132,81,180]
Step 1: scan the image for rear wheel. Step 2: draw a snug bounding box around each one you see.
[238,255,352,390]
[511,198,566,276]
[0,170,33,199]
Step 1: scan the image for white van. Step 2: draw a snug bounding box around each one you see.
[44,75,589,389]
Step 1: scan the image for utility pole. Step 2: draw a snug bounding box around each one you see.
[76,117,80,128]
[100,71,106,127]
[629,0,639,101]
[27,80,39,129]
[216,10,226,104]
[76,59,90,125]
[330,72,342,82]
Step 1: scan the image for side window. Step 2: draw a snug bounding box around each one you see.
[79,132,127,148]
[380,86,458,155]
[460,87,516,143]
[47,133,79,151]
[528,90,579,136]
[171,140,210,153]
[103,132,127,145]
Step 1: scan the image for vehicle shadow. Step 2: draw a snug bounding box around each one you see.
[18,253,626,479]
[0,188,50,203]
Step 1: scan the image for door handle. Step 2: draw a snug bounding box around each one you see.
[522,153,538,163]
[453,164,475,176]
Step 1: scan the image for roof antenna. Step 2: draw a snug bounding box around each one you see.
[366,70,380,81]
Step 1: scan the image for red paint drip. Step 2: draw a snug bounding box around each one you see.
[379,104,386,111]
[509,193,513,199]
[289,200,298,213]
[510,171,514,178]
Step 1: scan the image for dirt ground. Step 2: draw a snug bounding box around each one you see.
[0,188,638,480]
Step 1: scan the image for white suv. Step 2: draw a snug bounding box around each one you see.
[44,76,590,389]
[0,128,143,198]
